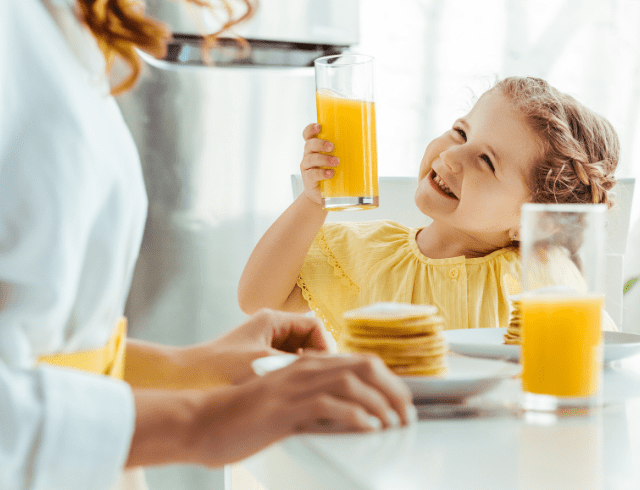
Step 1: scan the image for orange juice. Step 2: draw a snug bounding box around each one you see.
[521,294,603,398]
[316,89,378,209]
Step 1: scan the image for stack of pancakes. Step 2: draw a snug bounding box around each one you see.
[503,295,522,345]
[341,302,447,376]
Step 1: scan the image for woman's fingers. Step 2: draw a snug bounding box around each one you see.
[278,353,415,428]
[291,394,384,433]
[351,354,414,421]
[299,369,403,429]
[262,309,329,352]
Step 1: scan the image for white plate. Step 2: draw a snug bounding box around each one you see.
[442,328,640,365]
[402,356,520,403]
[252,353,298,376]
[443,328,520,362]
[252,353,520,403]
[603,331,640,363]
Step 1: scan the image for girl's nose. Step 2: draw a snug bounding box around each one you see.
[439,148,463,174]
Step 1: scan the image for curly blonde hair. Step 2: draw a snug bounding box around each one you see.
[493,77,619,208]
[75,0,257,95]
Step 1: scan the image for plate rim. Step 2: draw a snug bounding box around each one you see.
[401,355,520,401]
[442,328,640,364]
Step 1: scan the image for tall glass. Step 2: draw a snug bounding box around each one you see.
[314,54,378,211]
[520,203,607,412]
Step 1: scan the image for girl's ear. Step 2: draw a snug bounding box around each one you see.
[510,228,520,242]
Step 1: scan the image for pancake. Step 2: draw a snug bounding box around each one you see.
[341,302,448,377]
[504,296,522,345]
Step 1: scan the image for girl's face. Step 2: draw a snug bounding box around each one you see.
[415,91,543,245]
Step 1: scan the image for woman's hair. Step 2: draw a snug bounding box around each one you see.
[493,77,620,269]
[493,76,619,208]
[76,0,257,95]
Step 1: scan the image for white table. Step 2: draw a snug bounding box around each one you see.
[241,354,640,490]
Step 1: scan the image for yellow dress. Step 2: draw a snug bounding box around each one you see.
[298,220,521,342]
[298,220,617,341]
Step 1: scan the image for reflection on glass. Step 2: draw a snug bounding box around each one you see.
[518,415,603,490]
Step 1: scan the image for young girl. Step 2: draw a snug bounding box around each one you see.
[238,77,620,341]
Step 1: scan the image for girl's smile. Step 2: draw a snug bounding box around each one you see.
[428,169,458,200]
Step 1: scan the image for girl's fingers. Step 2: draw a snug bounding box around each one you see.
[303,168,335,183]
[302,123,322,140]
[303,137,334,156]
[301,153,338,171]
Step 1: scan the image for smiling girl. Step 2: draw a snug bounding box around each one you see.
[238,77,619,341]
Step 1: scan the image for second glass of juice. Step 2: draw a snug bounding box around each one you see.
[314,54,378,211]
[519,203,607,413]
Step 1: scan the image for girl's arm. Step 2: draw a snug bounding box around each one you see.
[238,124,338,313]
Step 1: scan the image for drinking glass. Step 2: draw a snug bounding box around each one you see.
[314,54,378,211]
[520,203,607,412]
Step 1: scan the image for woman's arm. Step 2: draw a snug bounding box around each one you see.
[124,309,334,389]
[238,124,338,313]
[124,339,230,389]
[125,352,416,469]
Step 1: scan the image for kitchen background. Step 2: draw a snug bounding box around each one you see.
[115,0,640,489]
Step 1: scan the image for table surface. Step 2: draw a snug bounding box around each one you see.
[243,354,640,490]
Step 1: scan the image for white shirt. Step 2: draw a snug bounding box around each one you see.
[0,0,147,488]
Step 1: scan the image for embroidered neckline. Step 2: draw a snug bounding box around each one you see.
[408,228,518,265]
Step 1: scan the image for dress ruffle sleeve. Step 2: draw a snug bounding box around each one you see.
[298,223,364,340]
[299,221,429,339]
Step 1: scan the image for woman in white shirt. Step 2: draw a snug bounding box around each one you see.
[0,1,415,489]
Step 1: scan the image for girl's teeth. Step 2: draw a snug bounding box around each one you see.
[434,174,453,194]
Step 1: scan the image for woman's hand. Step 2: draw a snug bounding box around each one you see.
[127,352,416,468]
[178,309,334,386]
[219,307,331,354]
[300,123,339,205]
[197,352,415,465]
[125,312,417,469]
[137,351,415,468]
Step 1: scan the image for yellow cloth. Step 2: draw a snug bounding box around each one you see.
[37,319,151,490]
[298,220,617,341]
[37,318,127,380]
[298,221,521,342]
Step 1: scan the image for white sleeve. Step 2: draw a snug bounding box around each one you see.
[0,362,135,490]
[0,4,138,488]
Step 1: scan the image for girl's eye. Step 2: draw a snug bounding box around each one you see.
[454,128,467,141]
[481,154,495,173]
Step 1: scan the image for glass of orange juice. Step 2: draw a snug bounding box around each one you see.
[520,203,607,412]
[314,54,378,211]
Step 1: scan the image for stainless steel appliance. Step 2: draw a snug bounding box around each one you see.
[115,1,359,489]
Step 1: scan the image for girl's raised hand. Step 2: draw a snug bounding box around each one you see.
[300,123,339,205]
